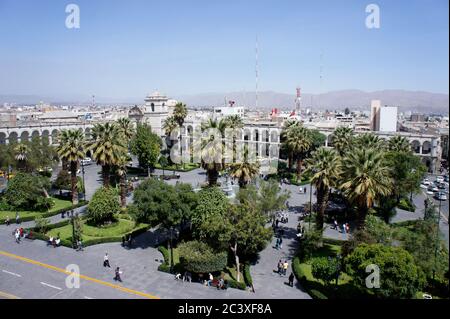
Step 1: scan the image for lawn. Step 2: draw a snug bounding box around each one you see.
[0,198,73,221]
[46,218,146,243]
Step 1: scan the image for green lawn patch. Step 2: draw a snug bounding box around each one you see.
[0,198,76,223]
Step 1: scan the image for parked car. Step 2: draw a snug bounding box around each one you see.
[422,179,431,186]
[80,157,92,166]
[428,185,439,192]
[434,192,448,201]
[436,176,444,183]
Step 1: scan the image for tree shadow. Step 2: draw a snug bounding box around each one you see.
[126,227,170,250]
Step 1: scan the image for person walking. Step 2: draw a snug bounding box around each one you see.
[275,237,279,249]
[5,216,10,226]
[342,223,346,234]
[15,229,20,244]
[114,267,122,282]
[275,219,279,228]
[279,237,283,249]
[345,223,350,234]
[76,239,84,251]
[288,272,295,287]
[103,253,111,267]
[15,212,20,224]
[283,260,289,276]
[333,219,338,230]
[277,260,283,275]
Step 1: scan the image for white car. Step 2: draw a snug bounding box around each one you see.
[436,176,444,183]
[420,184,428,189]
[434,192,448,201]
[426,190,434,195]
[80,158,92,166]
[422,179,431,186]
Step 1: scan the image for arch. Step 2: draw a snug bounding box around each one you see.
[422,141,431,155]
[411,140,421,154]
[187,125,194,135]
[20,131,30,142]
[262,130,269,143]
[31,130,40,140]
[8,132,18,144]
[41,130,50,144]
[51,129,59,144]
[0,132,6,144]
[243,128,251,141]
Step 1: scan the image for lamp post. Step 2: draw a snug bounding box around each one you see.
[81,159,86,201]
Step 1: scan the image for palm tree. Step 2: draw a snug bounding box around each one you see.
[173,102,188,166]
[163,116,178,143]
[116,117,135,146]
[354,133,386,151]
[331,126,354,156]
[285,124,312,181]
[14,143,30,171]
[388,135,411,153]
[225,115,244,163]
[229,146,260,188]
[306,147,342,230]
[341,148,393,229]
[201,118,228,166]
[89,123,127,187]
[57,130,86,205]
[281,120,300,170]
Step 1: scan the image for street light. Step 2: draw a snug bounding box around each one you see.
[81,159,86,201]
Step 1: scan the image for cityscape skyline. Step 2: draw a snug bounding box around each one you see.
[0,0,448,99]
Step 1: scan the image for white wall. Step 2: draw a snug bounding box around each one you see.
[378,107,398,132]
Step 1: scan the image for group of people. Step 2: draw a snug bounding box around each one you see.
[103,252,122,282]
[47,236,61,247]
[331,218,350,234]
[13,227,32,243]
[121,235,133,248]
[5,213,20,226]
[276,260,295,287]
[61,210,75,219]
[298,186,308,194]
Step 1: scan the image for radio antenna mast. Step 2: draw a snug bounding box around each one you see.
[255,35,259,109]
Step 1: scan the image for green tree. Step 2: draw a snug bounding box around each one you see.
[4,172,52,211]
[280,120,300,170]
[191,187,229,234]
[229,146,260,188]
[364,215,392,245]
[116,117,135,147]
[354,133,386,151]
[54,169,71,193]
[14,143,30,172]
[387,135,411,153]
[345,244,425,299]
[178,240,227,274]
[130,123,161,177]
[330,127,354,156]
[284,124,312,181]
[158,155,169,177]
[311,257,340,286]
[87,187,120,225]
[306,147,342,230]
[341,148,392,229]
[90,122,127,186]
[57,129,86,204]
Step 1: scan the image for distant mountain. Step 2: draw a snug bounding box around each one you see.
[1,89,448,114]
[176,90,449,114]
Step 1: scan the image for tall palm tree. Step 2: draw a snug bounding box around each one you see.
[306,147,342,230]
[14,143,30,171]
[201,118,228,166]
[163,116,178,139]
[225,115,244,163]
[89,123,127,187]
[388,135,411,153]
[281,120,300,170]
[57,130,86,205]
[331,126,354,156]
[341,148,393,229]
[173,102,188,166]
[354,133,385,151]
[285,124,312,181]
[229,146,260,188]
[116,117,135,146]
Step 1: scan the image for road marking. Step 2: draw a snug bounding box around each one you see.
[2,270,22,277]
[0,250,159,299]
[40,282,62,290]
[0,290,20,299]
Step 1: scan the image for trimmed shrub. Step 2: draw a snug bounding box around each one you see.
[227,279,247,290]
[87,187,120,225]
[178,240,227,274]
[397,198,416,212]
[243,263,253,287]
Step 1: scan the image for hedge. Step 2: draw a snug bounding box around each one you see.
[0,201,88,224]
[243,263,253,287]
[397,198,416,212]
[227,279,247,290]
[391,220,420,228]
[323,237,348,246]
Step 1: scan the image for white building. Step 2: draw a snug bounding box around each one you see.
[370,100,398,132]
[213,105,244,118]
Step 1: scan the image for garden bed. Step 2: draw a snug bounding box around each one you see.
[0,199,85,224]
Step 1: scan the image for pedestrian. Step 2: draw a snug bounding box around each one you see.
[342,223,346,234]
[304,187,307,194]
[5,216,10,226]
[275,219,279,228]
[15,212,20,224]
[77,239,84,251]
[61,211,65,218]
[277,260,283,274]
[288,272,295,287]
[15,229,20,243]
[103,253,111,267]
[114,267,122,282]
[19,227,23,238]
[346,223,350,234]
[333,219,338,230]
[207,273,213,287]
[275,237,280,249]
[283,260,289,276]
[279,237,283,249]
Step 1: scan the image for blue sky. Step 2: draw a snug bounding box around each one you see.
[0,0,448,99]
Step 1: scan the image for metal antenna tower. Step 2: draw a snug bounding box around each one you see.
[296,87,301,114]
[255,36,258,109]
